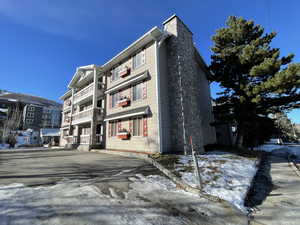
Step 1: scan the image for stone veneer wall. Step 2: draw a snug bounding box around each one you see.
[163,16,215,153]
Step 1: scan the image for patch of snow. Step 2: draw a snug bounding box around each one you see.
[0,180,188,225]
[176,152,257,213]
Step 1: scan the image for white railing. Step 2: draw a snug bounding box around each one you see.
[74,83,94,103]
[80,134,90,144]
[72,108,93,124]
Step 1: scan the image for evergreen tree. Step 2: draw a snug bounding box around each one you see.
[210,16,300,147]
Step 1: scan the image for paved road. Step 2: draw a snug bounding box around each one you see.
[252,155,300,225]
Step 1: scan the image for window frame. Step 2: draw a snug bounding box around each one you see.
[132,50,145,70]
[132,116,143,137]
[132,82,143,102]
[110,121,118,137]
[111,92,119,108]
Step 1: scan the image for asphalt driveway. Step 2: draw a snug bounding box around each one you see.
[0,149,159,192]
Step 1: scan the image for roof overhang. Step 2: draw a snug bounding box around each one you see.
[68,64,101,88]
[105,70,149,94]
[102,26,163,71]
[60,89,72,100]
[104,106,150,121]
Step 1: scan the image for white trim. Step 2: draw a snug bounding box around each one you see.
[104,111,146,122]
[154,40,162,154]
[105,71,148,94]
[102,27,162,70]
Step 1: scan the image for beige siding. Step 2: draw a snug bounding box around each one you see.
[105,42,160,153]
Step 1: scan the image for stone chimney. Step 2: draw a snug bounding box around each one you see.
[163,15,205,154]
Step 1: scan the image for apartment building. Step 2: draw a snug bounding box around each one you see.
[60,15,216,153]
[60,65,106,150]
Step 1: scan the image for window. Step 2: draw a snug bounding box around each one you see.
[111,92,119,107]
[111,66,120,82]
[29,106,35,111]
[132,50,145,69]
[26,119,33,124]
[110,121,118,137]
[132,83,143,101]
[27,112,34,117]
[132,117,143,136]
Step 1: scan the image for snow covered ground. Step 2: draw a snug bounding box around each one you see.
[0,174,246,225]
[0,178,184,225]
[175,152,258,213]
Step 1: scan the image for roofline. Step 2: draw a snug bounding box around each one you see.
[59,89,72,100]
[102,26,163,70]
[68,64,100,88]
[193,46,211,78]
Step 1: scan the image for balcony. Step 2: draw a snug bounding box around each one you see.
[72,108,104,125]
[73,83,94,104]
[79,134,90,144]
[61,118,71,127]
[63,99,72,111]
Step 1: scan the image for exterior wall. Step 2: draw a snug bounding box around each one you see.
[195,63,217,146]
[105,42,160,153]
[23,104,43,130]
[158,41,171,153]
[163,16,216,154]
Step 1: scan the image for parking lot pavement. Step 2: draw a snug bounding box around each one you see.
[0,149,159,192]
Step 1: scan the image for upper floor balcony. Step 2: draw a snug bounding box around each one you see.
[63,99,72,111]
[61,116,71,127]
[73,82,105,105]
[72,107,104,125]
[73,83,94,105]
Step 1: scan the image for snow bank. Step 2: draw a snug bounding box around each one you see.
[176,152,257,213]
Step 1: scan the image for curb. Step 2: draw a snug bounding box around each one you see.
[287,154,300,178]
[90,149,150,160]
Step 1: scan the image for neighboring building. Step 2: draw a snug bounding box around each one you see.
[0,91,62,130]
[40,128,60,145]
[60,15,216,153]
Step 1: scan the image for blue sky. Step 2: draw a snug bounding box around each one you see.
[0,0,299,123]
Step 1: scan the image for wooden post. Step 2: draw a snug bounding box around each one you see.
[190,136,202,190]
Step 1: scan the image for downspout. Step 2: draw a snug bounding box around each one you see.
[154,32,169,154]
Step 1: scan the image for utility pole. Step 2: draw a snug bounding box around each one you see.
[190,136,202,190]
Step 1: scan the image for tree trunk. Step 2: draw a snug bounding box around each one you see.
[235,123,245,148]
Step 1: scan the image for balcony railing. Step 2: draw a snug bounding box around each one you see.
[72,108,93,124]
[79,134,90,144]
[74,83,94,104]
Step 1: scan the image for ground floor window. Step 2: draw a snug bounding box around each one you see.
[110,121,118,137]
[132,117,143,136]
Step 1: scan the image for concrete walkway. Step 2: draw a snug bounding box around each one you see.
[252,155,300,225]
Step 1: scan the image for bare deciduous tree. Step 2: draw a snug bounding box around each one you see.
[2,103,22,141]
